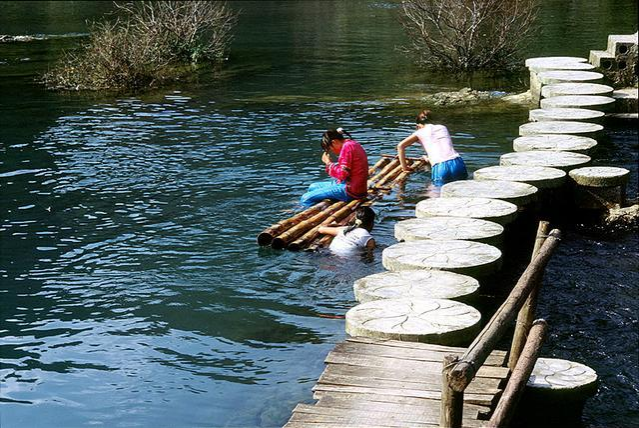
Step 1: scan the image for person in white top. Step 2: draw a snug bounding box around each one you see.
[318,206,376,255]
[396,109,468,188]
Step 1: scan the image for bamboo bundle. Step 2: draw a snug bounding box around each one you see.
[271,201,346,249]
[368,156,390,176]
[368,158,400,187]
[307,211,357,252]
[257,201,330,246]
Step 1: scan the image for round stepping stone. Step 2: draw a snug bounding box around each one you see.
[537,70,603,85]
[416,197,518,226]
[474,165,566,189]
[541,82,613,98]
[527,357,598,399]
[500,151,591,172]
[382,240,502,277]
[540,95,616,112]
[568,166,630,187]
[441,180,538,206]
[345,298,482,346]
[529,108,604,123]
[395,217,504,246]
[353,270,480,303]
[525,56,588,68]
[513,135,597,154]
[519,121,603,138]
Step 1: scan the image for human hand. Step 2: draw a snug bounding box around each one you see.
[322,152,332,165]
[402,165,414,173]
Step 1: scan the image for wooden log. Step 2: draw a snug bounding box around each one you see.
[271,202,345,249]
[508,221,551,369]
[369,156,391,176]
[447,229,562,392]
[369,158,401,187]
[489,319,548,428]
[288,199,361,251]
[257,201,330,246]
[441,354,464,428]
[373,162,405,189]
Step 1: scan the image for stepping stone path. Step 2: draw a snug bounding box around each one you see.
[568,166,630,187]
[541,82,614,98]
[529,108,604,123]
[537,70,604,85]
[353,270,480,303]
[345,298,481,346]
[474,165,566,189]
[513,135,597,154]
[528,357,598,398]
[395,216,504,246]
[441,180,538,206]
[519,121,603,138]
[416,197,519,226]
[540,95,616,111]
[500,151,591,172]
[382,239,502,277]
[524,56,588,68]
[525,57,590,101]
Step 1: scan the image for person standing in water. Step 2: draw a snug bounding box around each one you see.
[300,128,369,207]
[318,206,376,254]
[396,109,467,187]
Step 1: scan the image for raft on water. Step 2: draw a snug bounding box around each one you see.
[257,155,428,251]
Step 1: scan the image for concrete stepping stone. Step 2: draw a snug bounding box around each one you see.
[415,197,518,226]
[353,270,480,303]
[540,95,616,112]
[500,151,591,172]
[382,239,502,277]
[528,357,598,398]
[568,166,630,187]
[441,180,538,206]
[395,216,504,246]
[525,57,590,102]
[519,121,603,139]
[537,70,604,85]
[569,167,630,209]
[529,108,604,123]
[345,298,482,346]
[474,165,566,189]
[513,135,597,154]
[525,56,588,68]
[541,82,613,98]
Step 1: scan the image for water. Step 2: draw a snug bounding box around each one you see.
[1,1,637,427]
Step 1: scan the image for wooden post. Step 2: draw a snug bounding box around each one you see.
[448,229,562,392]
[440,355,464,428]
[508,221,551,369]
[489,319,548,428]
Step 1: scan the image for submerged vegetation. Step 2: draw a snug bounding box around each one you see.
[400,0,540,72]
[42,1,237,91]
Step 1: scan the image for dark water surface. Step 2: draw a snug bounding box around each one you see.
[1,1,637,427]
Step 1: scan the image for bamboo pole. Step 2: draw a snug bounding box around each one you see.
[307,211,356,251]
[447,229,562,392]
[508,221,551,369]
[288,199,361,251]
[489,319,548,428]
[257,201,330,246]
[271,202,345,249]
[440,354,464,428]
[372,161,405,189]
[369,156,390,176]
[368,158,400,187]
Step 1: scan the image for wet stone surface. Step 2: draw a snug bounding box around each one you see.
[513,135,598,153]
[473,165,567,189]
[415,197,519,225]
[501,151,591,172]
[441,180,539,206]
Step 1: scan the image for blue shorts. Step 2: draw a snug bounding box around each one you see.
[431,157,468,187]
[300,179,352,207]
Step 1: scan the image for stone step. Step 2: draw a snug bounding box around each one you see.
[612,88,638,113]
[441,180,538,207]
[353,270,480,303]
[345,298,482,346]
[528,357,598,398]
[525,56,588,68]
[606,32,638,57]
[382,240,503,277]
[415,197,519,226]
[500,151,591,172]
[541,82,613,98]
[589,49,615,68]
[394,216,504,247]
[473,165,566,190]
[519,120,603,139]
[538,70,603,85]
[568,166,630,187]
[540,95,616,112]
[529,108,604,123]
[513,135,597,154]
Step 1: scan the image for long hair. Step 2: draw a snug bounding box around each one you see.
[415,109,432,125]
[343,206,375,235]
[321,127,352,153]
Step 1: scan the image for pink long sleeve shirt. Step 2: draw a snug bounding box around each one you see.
[325,139,369,199]
[414,124,460,166]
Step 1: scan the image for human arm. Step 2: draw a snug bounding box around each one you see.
[318,225,345,236]
[325,143,352,182]
[365,238,376,250]
[397,134,419,172]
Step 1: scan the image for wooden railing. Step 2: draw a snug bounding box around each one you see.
[440,222,561,428]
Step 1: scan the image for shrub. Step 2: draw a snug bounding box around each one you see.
[43,1,237,91]
[399,0,540,72]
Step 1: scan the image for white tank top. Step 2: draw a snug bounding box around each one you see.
[414,124,460,166]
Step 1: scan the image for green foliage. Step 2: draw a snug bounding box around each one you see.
[400,0,540,72]
[43,1,237,91]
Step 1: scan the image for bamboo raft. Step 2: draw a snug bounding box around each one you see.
[257,155,428,251]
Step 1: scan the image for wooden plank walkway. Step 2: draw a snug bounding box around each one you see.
[284,337,510,428]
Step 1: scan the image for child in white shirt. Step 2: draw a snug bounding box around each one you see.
[318,206,376,255]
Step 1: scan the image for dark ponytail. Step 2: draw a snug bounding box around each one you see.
[344,206,375,235]
[321,127,352,153]
[415,109,432,125]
